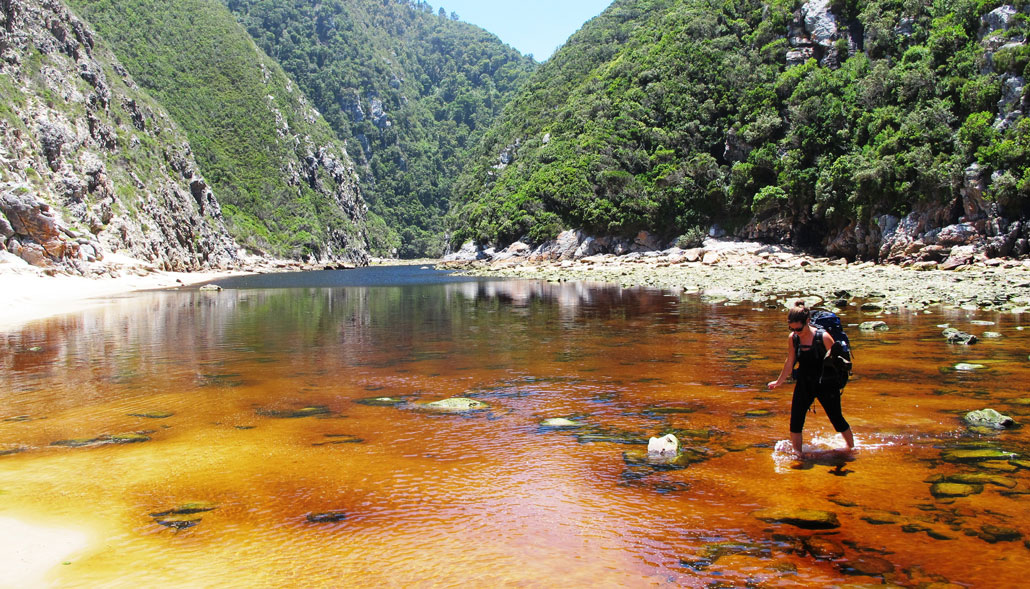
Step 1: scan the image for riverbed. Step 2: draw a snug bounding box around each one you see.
[1,266,1028,587]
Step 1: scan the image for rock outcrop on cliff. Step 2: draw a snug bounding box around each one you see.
[0,0,239,274]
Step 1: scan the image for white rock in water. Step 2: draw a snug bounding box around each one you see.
[647,433,679,456]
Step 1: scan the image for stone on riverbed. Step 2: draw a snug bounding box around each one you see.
[257,406,332,418]
[838,554,895,576]
[930,482,984,498]
[860,321,889,331]
[928,473,1017,488]
[355,396,409,407]
[752,508,840,529]
[977,525,1023,543]
[803,535,845,559]
[51,432,151,447]
[943,328,978,344]
[306,510,347,523]
[941,448,1018,463]
[540,417,585,429]
[964,408,1017,429]
[953,363,986,371]
[128,411,174,419]
[418,397,488,412]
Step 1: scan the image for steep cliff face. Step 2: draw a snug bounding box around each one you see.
[67,0,370,264]
[0,0,240,274]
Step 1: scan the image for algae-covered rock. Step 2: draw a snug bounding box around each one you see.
[941,448,1018,463]
[929,473,1017,488]
[418,397,488,412]
[930,482,983,498]
[306,510,347,523]
[355,396,409,407]
[257,406,332,418]
[964,408,1017,429]
[153,513,202,530]
[744,409,773,417]
[128,412,174,419]
[622,447,707,470]
[752,508,840,529]
[150,502,219,517]
[51,432,151,447]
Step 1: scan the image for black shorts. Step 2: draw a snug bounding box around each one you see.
[790,377,850,434]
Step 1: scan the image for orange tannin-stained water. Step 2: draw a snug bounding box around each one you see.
[1,267,1029,587]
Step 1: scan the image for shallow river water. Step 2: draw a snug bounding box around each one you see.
[1,266,1029,587]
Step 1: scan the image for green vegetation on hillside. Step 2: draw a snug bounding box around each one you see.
[68,0,369,260]
[222,0,536,257]
[452,0,1030,252]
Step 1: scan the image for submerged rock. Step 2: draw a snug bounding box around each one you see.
[803,535,845,559]
[978,525,1023,543]
[752,508,840,529]
[355,396,409,407]
[313,434,364,446]
[539,417,585,429]
[941,448,1018,463]
[150,502,217,530]
[929,473,1017,488]
[859,321,889,331]
[418,397,488,412]
[930,482,983,498]
[51,432,151,447]
[838,554,895,576]
[623,447,707,470]
[306,510,347,523]
[128,411,174,419]
[964,408,1017,429]
[257,406,332,418]
[150,502,219,517]
[953,363,986,371]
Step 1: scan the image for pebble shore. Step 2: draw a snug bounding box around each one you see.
[445,240,1030,312]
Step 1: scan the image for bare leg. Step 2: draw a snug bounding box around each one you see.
[790,432,804,457]
[841,428,855,450]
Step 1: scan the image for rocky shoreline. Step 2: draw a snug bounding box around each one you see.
[441,237,1030,313]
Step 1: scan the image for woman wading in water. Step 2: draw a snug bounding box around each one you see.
[768,301,855,457]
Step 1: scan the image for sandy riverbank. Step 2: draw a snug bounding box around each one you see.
[0,254,256,333]
[0,517,91,588]
[447,239,1030,312]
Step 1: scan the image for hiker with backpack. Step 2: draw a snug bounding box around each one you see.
[768,300,855,457]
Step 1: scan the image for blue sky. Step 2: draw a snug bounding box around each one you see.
[432,1,615,60]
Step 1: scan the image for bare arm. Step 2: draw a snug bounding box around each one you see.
[768,334,796,389]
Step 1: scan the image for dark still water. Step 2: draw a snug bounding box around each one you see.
[1,266,1029,587]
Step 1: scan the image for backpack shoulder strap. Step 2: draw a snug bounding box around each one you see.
[814,328,827,358]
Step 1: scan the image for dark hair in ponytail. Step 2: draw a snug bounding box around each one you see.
[788,300,810,324]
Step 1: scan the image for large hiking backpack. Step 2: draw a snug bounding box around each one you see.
[794,308,853,391]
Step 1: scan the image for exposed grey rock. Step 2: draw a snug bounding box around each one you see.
[982,5,1018,36]
[964,408,1017,429]
[802,0,837,47]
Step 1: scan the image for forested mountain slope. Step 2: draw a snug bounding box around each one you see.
[222,0,537,257]
[453,0,1030,262]
[0,0,238,274]
[67,0,370,263]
